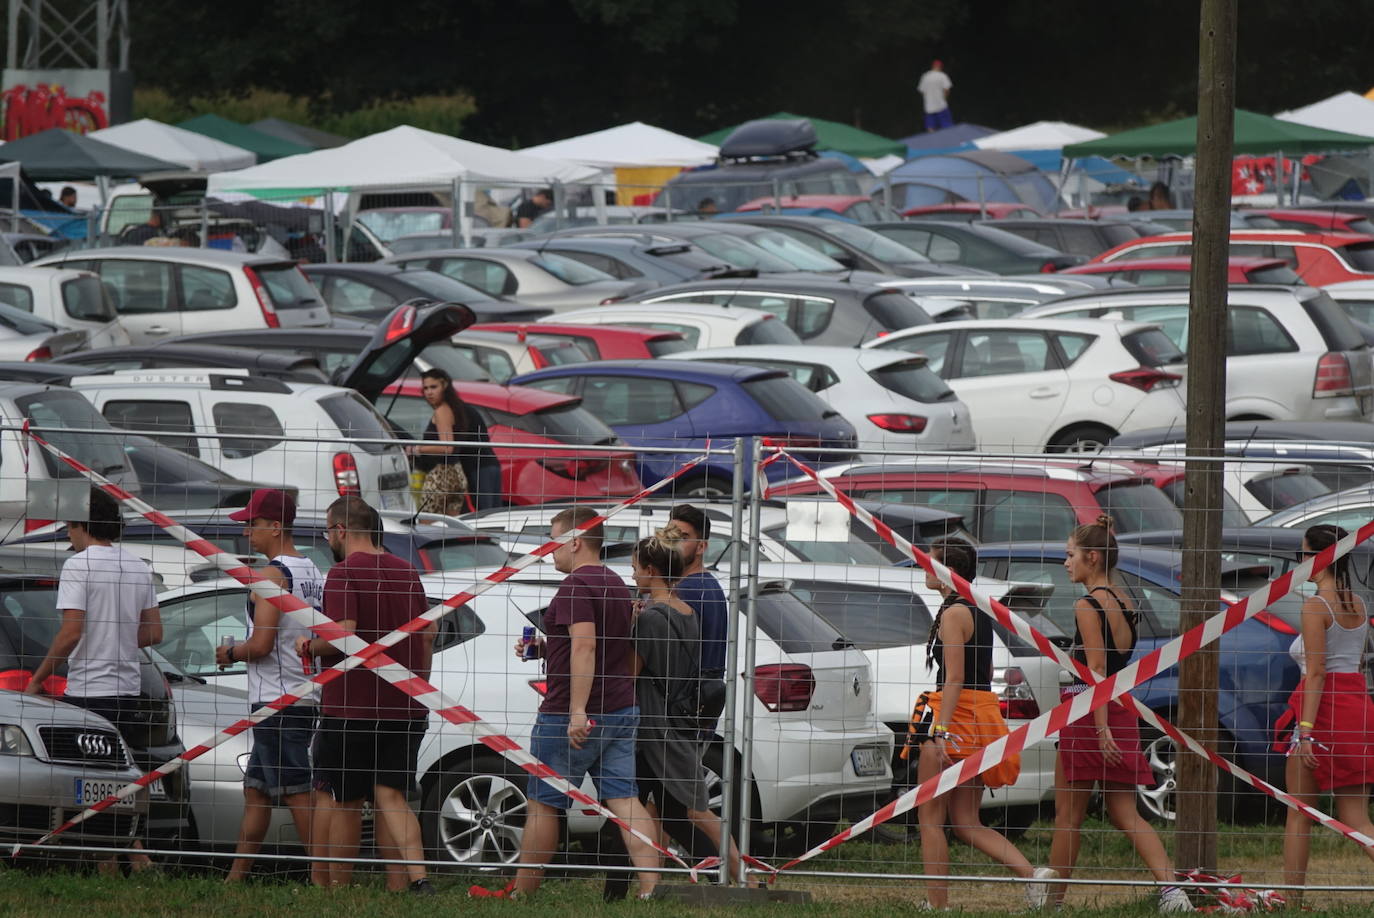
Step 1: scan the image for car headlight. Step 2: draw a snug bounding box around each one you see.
[0,724,34,756]
[236,752,251,775]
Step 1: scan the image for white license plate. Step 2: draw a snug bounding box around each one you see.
[147,778,166,800]
[379,490,408,510]
[74,778,136,809]
[850,746,888,777]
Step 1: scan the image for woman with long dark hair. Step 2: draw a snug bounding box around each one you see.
[408,368,500,512]
[1279,523,1374,909]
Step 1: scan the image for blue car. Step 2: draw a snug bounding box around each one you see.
[975,541,1301,822]
[510,360,857,496]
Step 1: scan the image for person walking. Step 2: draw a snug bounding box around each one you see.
[918,60,954,132]
[409,367,501,513]
[1279,524,1374,909]
[25,487,161,874]
[214,489,328,884]
[668,505,727,681]
[488,506,660,900]
[910,538,1050,910]
[297,496,437,894]
[1045,517,1193,913]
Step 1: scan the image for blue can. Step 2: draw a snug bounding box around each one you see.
[522,626,538,661]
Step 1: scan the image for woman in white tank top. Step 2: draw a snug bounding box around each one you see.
[1280,524,1374,907]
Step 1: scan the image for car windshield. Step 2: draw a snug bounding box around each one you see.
[1341,242,1374,272]
[868,359,955,403]
[823,222,931,263]
[738,229,846,271]
[1248,264,1303,285]
[1096,483,1185,532]
[416,537,509,572]
[123,435,227,483]
[359,210,447,243]
[62,275,116,321]
[530,252,616,286]
[788,580,932,649]
[0,584,71,672]
[741,374,830,420]
[491,402,619,445]
[690,234,797,272]
[1245,472,1330,511]
[16,390,130,480]
[254,263,324,310]
[763,526,891,566]
[400,269,500,303]
[319,392,397,454]
[754,589,852,654]
[646,335,692,357]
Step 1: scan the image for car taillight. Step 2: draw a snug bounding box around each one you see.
[243,266,281,329]
[23,517,54,533]
[994,666,1040,720]
[754,663,815,712]
[0,669,65,694]
[332,452,361,496]
[1253,609,1298,635]
[760,435,823,450]
[24,346,51,362]
[867,413,928,433]
[1109,367,1183,392]
[528,679,548,696]
[1313,352,1354,398]
[538,457,609,480]
[1040,260,1060,273]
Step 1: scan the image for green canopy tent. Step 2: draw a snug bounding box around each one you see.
[178,114,312,162]
[249,117,348,150]
[699,111,906,159]
[0,127,181,179]
[1062,108,1374,158]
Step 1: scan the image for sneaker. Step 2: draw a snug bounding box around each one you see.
[409,878,437,897]
[1159,886,1195,913]
[1026,867,1058,909]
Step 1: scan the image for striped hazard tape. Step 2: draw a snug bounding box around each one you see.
[767,448,1374,873]
[15,427,709,873]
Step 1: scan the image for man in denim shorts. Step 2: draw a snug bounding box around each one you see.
[506,507,659,898]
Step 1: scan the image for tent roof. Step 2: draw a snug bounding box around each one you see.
[206,124,600,194]
[0,128,181,179]
[519,121,717,169]
[178,114,312,162]
[973,120,1105,152]
[698,112,906,159]
[249,117,349,150]
[1063,108,1374,158]
[89,118,255,172]
[900,122,996,151]
[1276,91,1374,137]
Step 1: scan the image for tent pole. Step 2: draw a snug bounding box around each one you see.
[593,174,608,225]
[451,178,463,248]
[977,175,985,218]
[1274,151,1285,206]
[457,178,472,248]
[323,190,336,263]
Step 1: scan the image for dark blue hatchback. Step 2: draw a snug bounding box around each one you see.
[511,359,857,496]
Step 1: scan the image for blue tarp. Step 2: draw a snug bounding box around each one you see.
[884,150,1059,211]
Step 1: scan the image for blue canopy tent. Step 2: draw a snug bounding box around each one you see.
[883,149,1059,211]
[900,123,996,156]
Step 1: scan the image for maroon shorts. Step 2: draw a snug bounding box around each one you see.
[1274,673,1374,792]
[1058,687,1154,786]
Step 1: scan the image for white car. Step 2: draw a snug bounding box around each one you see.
[863,317,1189,452]
[1255,483,1374,531]
[1018,285,1374,423]
[0,266,132,348]
[542,301,802,349]
[449,329,590,382]
[0,300,87,363]
[1318,278,1374,327]
[665,345,976,455]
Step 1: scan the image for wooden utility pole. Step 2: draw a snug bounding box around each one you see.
[1175,0,1236,874]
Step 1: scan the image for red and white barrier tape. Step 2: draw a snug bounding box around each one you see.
[769,448,1374,872]
[16,428,705,872]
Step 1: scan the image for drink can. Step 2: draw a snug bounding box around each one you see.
[300,647,315,676]
[521,626,538,661]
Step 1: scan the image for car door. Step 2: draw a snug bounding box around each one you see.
[89,259,182,343]
[949,328,1070,450]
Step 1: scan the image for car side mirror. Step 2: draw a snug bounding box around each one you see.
[834,254,859,270]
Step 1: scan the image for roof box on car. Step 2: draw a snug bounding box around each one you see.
[719,119,818,160]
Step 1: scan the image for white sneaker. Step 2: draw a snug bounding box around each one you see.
[1159,886,1195,913]
[1026,867,1058,909]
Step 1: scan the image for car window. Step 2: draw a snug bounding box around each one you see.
[379,392,431,439]
[580,375,684,426]
[754,589,851,655]
[874,330,953,375]
[97,259,174,314]
[102,400,200,456]
[1097,483,1185,532]
[179,265,236,312]
[677,381,715,410]
[254,264,322,310]
[733,360,838,392]
[789,581,933,649]
[1339,242,1374,272]
[868,359,953,403]
[555,250,633,279]
[1248,264,1303,285]
[17,390,130,481]
[0,282,34,313]
[400,269,499,304]
[1302,289,1367,352]
[1245,472,1329,511]
[981,489,1077,543]
[1116,572,1178,638]
[880,226,932,256]
[825,222,930,263]
[521,376,576,396]
[742,229,846,271]
[646,335,691,357]
[319,392,394,455]
[690,234,796,272]
[740,374,830,421]
[1002,559,1081,636]
[157,590,249,677]
[864,291,933,332]
[61,275,116,321]
[1058,225,1107,256]
[105,194,153,236]
[212,401,285,458]
[1122,328,1185,367]
[856,487,980,526]
[431,600,487,652]
[451,343,517,382]
[960,330,1053,377]
[764,527,892,567]
[439,258,515,296]
[1053,332,1094,364]
[327,276,398,315]
[770,226,849,260]
[0,301,55,335]
[1124,304,1189,348]
[1227,306,1298,356]
[530,252,616,286]
[735,315,802,346]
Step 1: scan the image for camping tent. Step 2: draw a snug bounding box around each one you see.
[90,118,255,172]
[699,112,906,159]
[179,114,312,162]
[1276,91,1374,137]
[0,128,180,179]
[973,121,1105,152]
[250,117,348,150]
[901,122,995,155]
[883,150,1059,211]
[520,122,717,168]
[206,124,600,194]
[1062,109,1374,158]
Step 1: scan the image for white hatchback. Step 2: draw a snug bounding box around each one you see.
[541,301,803,349]
[0,266,132,348]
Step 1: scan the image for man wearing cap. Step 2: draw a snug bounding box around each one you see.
[215,489,328,883]
[918,59,954,131]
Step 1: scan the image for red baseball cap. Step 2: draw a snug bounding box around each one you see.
[229,489,296,525]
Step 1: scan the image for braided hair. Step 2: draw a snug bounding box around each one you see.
[1306,523,1355,610]
[925,537,977,670]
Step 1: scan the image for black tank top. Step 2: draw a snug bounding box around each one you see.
[931,594,993,691]
[1071,585,1139,678]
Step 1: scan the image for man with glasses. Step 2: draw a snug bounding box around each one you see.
[669,505,727,681]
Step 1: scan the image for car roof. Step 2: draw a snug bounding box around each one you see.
[301,263,407,276]
[812,456,1146,485]
[877,316,1160,335]
[677,344,926,371]
[1030,282,1310,308]
[1122,228,1374,245]
[1073,255,1287,270]
[388,248,546,262]
[388,377,581,413]
[557,302,770,324]
[515,358,785,383]
[0,265,92,282]
[35,246,297,266]
[641,276,884,296]
[717,213,856,229]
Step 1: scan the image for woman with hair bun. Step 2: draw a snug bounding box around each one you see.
[1046,515,1192,913]
[1279,524,1374,909]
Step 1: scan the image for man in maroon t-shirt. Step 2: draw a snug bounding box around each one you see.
[298,496,437,895]
[504,506,659,898]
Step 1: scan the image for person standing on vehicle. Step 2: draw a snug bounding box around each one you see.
[514,188,554,228]
[409,367,502,512]
[1045,517,1192,913]
[669,505,727,681]
[918,60,954,132]
[214,489,328,885]
[1279,524,1374,909]
[490,506,660,900]
[25,486,161,874]
[909,537,1050,910]
[298,496,437,895]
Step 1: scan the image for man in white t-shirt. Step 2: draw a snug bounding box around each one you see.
[918,60,954,131]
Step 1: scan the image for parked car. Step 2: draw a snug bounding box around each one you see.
[1019,285,1374,424]
[548,222,834,276]
[345,206,454,260]
[876,277,1083,320]
[543,301,802,349]
[1254,484,1374,531]
[471,322,690,360]
[447,330,591,382]
[32,247,331,343]
[863,317,1188,451]
[719,214,958,276]
[734,194,891,222]
[384,247,653,311]
[1319,279,1374,326]
[506,236,744,285]
[665,345,975,455]
[1088,229,1374,286]
[511,359,857,495]
[1240,208,1374,236]
[48,343,330,383]
[987,218,1155,258]
[0,300,87,362]
[904,202,1043,221]
[523,205,689,234]
[863,221,1086,275]
[1059,255,1302,286]
[301,263,551,323]
[0,266,131,349]
[629,276,935,345]
[118,434,289,513]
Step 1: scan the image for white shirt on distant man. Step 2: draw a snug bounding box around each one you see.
[918,68,952,114]
[57,543,157,697]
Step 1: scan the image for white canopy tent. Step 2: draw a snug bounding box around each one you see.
[972,120,1106,152]
[1276,91,1374,136]
[518,121,718,168]
[89,118,256,172]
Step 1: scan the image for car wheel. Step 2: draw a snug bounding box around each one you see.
[422,753,528,869]
[1046,423,1116,454]
[678,475,732,500]
[1137,722,1250,824]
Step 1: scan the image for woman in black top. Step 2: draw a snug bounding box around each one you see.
[408,368,501,511]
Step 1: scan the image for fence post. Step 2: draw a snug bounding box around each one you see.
[977,175,986,218]
[717,438,747,886]
[199,197,209,248]
[86,208,97,246]
[552,180,564,231]
[322,190,336,263]
[883,171,893,215]
[771,177,782,212]
[451,177,464,249]
[734,437,764,881]
[593,176,608,225]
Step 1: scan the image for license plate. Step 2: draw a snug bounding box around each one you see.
[850,746,888,777]
[74,778,136,809]
[147,778,166,800]
[379,490,408,510]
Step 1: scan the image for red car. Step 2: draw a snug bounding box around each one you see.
[1240,208,1374,236]
[734,194,886,221]
[767,457,1183,541]
[1090,229,1374,286]
[903,202,1043,221]
[380,379,641,505]
[471,322,690,360]
[1061,255,1301,286]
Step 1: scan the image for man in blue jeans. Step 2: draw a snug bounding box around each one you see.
[504,506,660,898]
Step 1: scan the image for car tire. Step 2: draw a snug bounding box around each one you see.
[1046,423,1117,454]
[678,475,732,500]
[422,752,530,870]
[1137,721,1253,824]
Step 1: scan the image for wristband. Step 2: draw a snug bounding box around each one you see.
[1299,721,1315,729]
[931,724,948,737]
